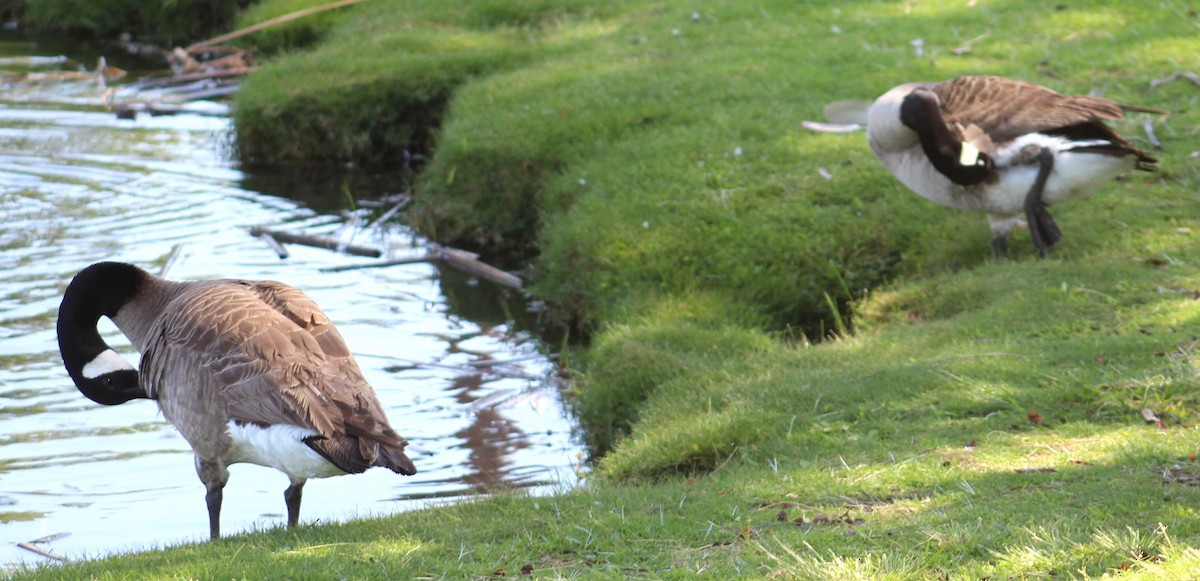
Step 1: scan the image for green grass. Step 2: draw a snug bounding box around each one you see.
[14,0,1200,578]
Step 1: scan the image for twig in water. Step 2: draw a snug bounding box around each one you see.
[322,256,429,271]
[322,243,523,289]
[469,354,555,368]
[367,195,411,230]
[18,537,68,562]
[432,244,523,289]
[248,227,381,258]
[160,243,184,277]
[258,232,289,259]
[135,67,256,89]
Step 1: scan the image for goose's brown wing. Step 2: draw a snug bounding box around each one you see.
[933,76,1126,143]
[142,281,415,475]
[142,281,336,431]
[249,281,416,475]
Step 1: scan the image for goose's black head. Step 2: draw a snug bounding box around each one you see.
[899,88,942,133]
[57,262,151,405]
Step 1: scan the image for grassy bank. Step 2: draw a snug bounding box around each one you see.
[14,260,1200,577]
[15,0,1200,578]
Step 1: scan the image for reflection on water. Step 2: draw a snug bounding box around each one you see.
[0,35,583,566]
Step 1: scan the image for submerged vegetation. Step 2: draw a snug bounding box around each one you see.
[12,0,1200,577]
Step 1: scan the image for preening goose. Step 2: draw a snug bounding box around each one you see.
[866,75,1158,257]
[57,261,417,539]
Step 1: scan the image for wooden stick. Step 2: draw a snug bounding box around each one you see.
[321,244,523,289]
[160,243,184,276]
[249,227,382,257]
[355,353,539,380]
[136,67,257,89]
[366,196,411,229]
[162,85,241,102]
[26,533,70,544]
[258,232,290,259]
[469,354,556,368]
[187,0,366,51]
[17,541,67,562]
[431,244,523,289]
[321,256,431,272]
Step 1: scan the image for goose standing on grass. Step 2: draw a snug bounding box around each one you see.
[57,261,417,539]
[866,75,1158,257]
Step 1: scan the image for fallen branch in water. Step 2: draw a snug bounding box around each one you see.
[134,67,256,89]
[18,533,69,562]
[469,354,556,368]
[161,85,241,102]
[258,231,290,259]
[356,352,538,380]
[433,244,524,289]
[249,227,382,258]
[322,243,523,289]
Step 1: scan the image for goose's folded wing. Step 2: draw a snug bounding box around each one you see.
[144,282,342,434]
[145,280,415,474]
[249,281,354,360]
[248,281,407,437]
[934,76,1126,144]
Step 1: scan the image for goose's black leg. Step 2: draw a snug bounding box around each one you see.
[1031,203,1062,248]
[284,481,305,529]
[1024,148,1059,257]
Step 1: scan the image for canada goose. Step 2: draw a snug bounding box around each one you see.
[57,261,417,539]
[866,75,1158,257]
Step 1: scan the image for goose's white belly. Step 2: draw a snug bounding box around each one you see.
[884,134,1135,218]
[224,421,345,480]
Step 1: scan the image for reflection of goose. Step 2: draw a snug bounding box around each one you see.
[57,262,416,539]
[867,76,1158,257]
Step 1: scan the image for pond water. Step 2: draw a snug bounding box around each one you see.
[0,35,584,566]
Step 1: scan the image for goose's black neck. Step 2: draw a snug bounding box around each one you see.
[900,89,993,186]
[57,262,151,405]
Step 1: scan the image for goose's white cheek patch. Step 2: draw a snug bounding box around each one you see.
[82,349,135,379]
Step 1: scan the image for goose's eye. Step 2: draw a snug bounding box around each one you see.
[102,376,114,386]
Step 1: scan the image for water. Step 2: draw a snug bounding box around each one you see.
[0,37,583,565]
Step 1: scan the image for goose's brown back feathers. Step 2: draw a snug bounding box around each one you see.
[931,76,1156,169]
[141,278,416,476]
